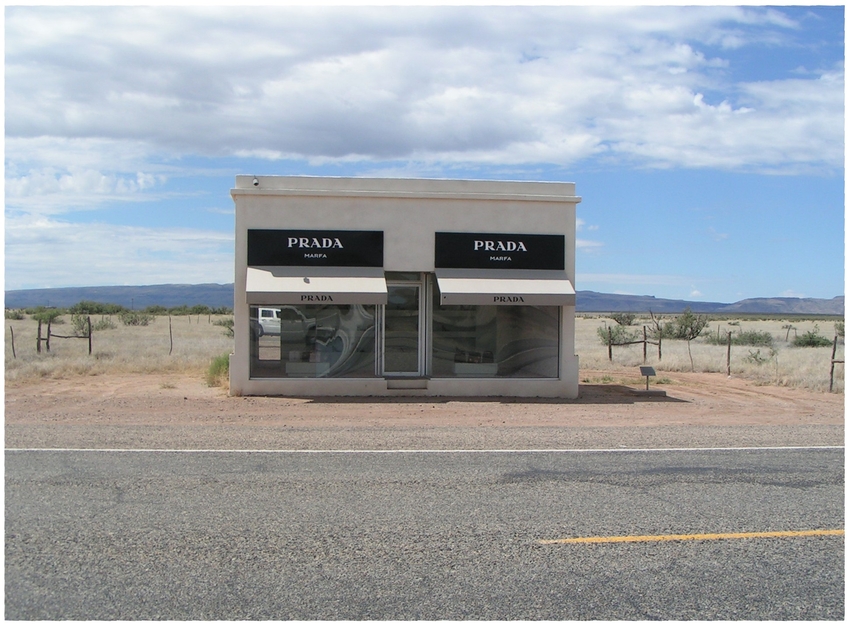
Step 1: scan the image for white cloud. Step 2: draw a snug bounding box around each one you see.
[578,273,696,287]
[4,216,234,290]
[5,5,843,190]
[4,137,178,213]
[708,227,728,242]
[3,6,842,293]
[577,239,603,251]
[577,219,600,233]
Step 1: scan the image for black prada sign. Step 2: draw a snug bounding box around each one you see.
[248,229,383,267]
[435,232,565,270]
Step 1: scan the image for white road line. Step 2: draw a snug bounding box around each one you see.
[4,446,844,453]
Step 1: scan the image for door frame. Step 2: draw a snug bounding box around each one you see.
[378,274,428,377]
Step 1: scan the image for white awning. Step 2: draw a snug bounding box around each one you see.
[246,266,388,305]
[435,269,575,307]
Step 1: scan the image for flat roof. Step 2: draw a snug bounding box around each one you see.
[232,175,580,203]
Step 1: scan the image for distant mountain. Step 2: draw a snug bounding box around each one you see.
[577,290,844,316]
[4,283,234,310]
[716,296,845,315]
[577,291,725,314]
[3,283,845,316]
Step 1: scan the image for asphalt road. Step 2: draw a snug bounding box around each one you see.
[5,446,844,620]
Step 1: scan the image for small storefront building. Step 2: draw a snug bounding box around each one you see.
[230,176,581,397]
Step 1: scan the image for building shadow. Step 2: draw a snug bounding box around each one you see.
[294,384,687,406]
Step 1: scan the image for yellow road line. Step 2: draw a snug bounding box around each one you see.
[539,529,845,545]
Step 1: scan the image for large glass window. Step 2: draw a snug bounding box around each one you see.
[250,304,377,378]
[431,291,559,378]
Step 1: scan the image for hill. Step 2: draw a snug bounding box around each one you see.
[577,291,844,316]
[4,283,845,316]
[4,283,234,310]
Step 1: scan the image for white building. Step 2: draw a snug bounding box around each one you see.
[230,176,580,397]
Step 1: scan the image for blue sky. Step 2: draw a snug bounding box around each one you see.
[4,5,844,303]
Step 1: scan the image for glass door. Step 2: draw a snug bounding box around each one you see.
[382,279,425,376]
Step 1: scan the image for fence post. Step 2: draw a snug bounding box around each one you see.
[643,326,647,363]
[657,334,662,361]
[10,326,16,359]
[726,331,732,376]
[608,327,613,362]
[169,315,173,356]
[87,316,92,355]
[830,335,839,393]
[46,318,51,352]
[36,320,42,354]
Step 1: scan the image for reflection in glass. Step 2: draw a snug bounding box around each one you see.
[249,305,376,378]
[432,292,559,378]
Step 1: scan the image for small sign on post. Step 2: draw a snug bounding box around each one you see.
[639,366,656,391]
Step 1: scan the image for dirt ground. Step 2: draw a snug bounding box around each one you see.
[5,368,844,450]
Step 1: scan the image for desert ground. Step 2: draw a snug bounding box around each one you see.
[5,366,843,451]
[5,314,844,450]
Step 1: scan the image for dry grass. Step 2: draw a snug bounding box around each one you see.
[579,316,844,393]
[5,314,234,383]
[4,312,844,393]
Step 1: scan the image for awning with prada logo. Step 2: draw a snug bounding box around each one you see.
[435,269,575,307]
[246,266,388,305]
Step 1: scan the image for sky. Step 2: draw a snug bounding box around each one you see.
[4,4,845,303]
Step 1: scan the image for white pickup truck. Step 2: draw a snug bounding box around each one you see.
[256,307,317,341]
[257,308,281,336]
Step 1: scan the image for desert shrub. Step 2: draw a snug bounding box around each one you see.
[68,300,125,315]
[70,314,91,337]
[168,305,192,316]
[744,348,776,365]
[835,321,845,338]
[611,312,636,326]
[206,353,230,387]
[657,322,677,339]
[31,308,63,324]
[792,324,833,348]
[92,318,117,331]
[597,324,638,345]
[674,308,710,372]
[119,311,154,326]
[214,317,234,337]
[5,309,24,320]
[211,306,233,315]
[143,305,168,315]
[705,329,774,347]
[735,330,775,347]
[673,308,710,341]
[24,306,54,315]
[69,314,116,333]
[71,313,116,337]
[646,312,679,340]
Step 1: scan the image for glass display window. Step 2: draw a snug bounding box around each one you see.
[249,304,377,378]
[431,289,559,378]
